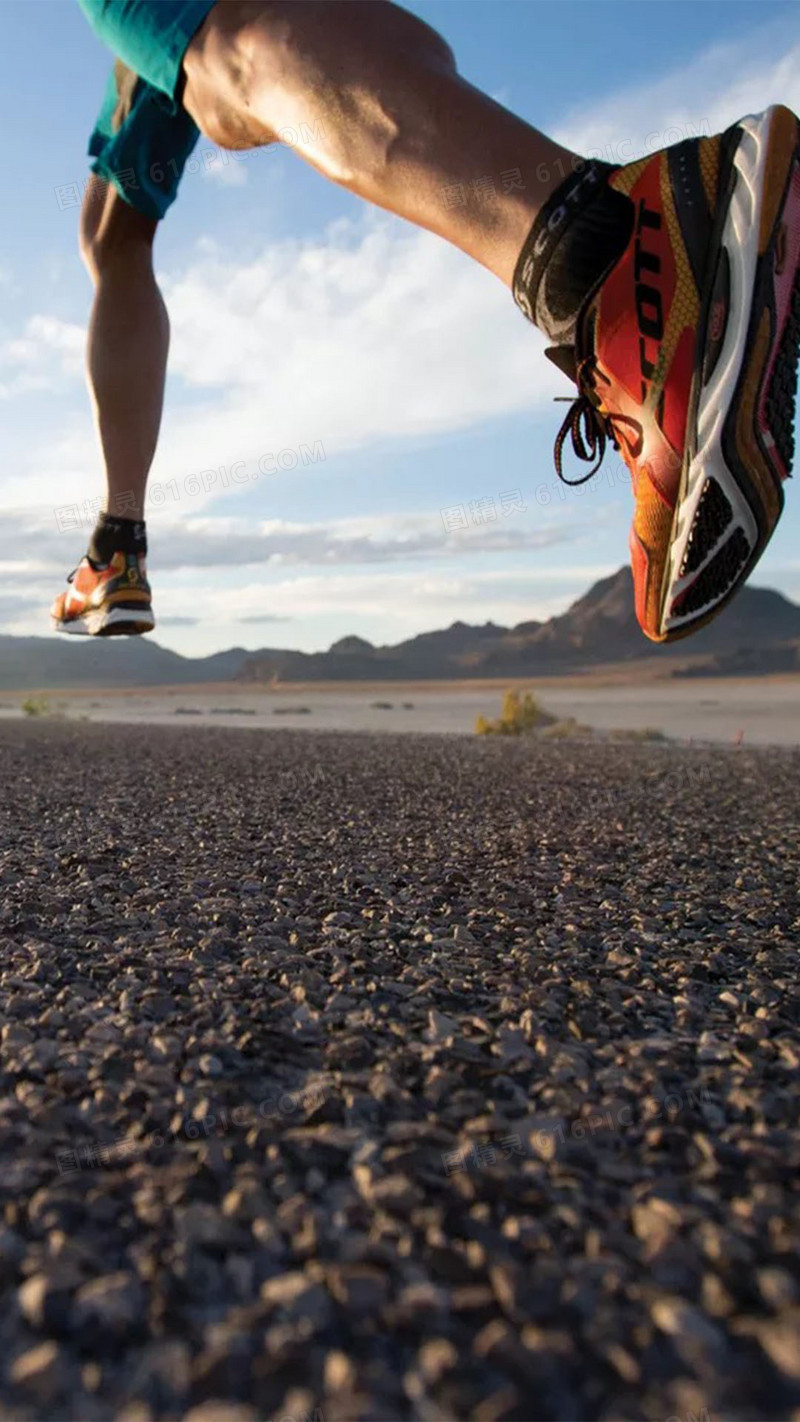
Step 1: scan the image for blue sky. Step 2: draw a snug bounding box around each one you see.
[1,0,799,655]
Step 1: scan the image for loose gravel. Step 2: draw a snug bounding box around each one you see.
[0,720,798,1422]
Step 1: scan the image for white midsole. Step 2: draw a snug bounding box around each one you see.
[54,605,155,636]
[663,108,774,634]
[54,617,91,636]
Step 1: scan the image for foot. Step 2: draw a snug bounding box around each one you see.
[51,551,155,636]
[552,105,800,642]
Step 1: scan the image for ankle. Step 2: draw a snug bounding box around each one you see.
[88,512,147,566]
[513,159,631,345]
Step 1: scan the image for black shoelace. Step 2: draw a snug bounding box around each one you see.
[553,358,619,486]
[553,358,643,487]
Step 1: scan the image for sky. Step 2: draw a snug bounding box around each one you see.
[1,0,799,658]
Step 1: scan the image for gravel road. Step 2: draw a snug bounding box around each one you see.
[0,721,798,1422]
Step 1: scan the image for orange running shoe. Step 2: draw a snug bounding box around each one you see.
[51,550,155,636]
[549,106,800,642]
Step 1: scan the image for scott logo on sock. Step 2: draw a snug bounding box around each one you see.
[531,165,605,261]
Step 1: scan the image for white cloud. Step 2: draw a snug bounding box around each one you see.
[0,211,551,508]
[0,314,84,400]
[146,563,620,647]
[155,507,584,571]
[199,148,249,187]
[0,504,581,580]
[147,213,547,494]
[0,372,53,401]
[0,560,617,649]
[0,502,597,642]
[554,29,800,162]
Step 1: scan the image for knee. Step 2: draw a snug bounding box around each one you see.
[182,5,275,150]
[182,0,458,150]
[80,178,158,283]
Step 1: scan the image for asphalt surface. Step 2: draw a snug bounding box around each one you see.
[0,720,798,1422]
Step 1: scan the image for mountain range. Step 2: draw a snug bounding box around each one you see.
[2,567,799,691]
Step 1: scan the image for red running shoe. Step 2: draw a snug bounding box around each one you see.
[51,550,155,636]
[553,105,800,641]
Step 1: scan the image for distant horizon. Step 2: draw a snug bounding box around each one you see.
[2,563,800,703]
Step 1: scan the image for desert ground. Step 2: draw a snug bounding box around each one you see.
[0,718,798,1419]
[3,673,800,744]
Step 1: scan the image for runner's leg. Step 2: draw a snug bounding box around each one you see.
[81,176,168,521]
[182,0,581,286]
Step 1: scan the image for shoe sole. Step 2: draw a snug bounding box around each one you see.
[54,604,156,637]
[662,105,800,638]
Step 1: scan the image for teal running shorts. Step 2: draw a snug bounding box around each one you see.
[79,1,217,220]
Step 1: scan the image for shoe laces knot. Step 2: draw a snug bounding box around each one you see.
[553,357,620,487]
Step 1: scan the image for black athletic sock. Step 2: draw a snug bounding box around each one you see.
[88,512,147,568]
[513,160,634,349]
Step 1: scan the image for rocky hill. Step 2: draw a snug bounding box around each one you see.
[2,568,799,688]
